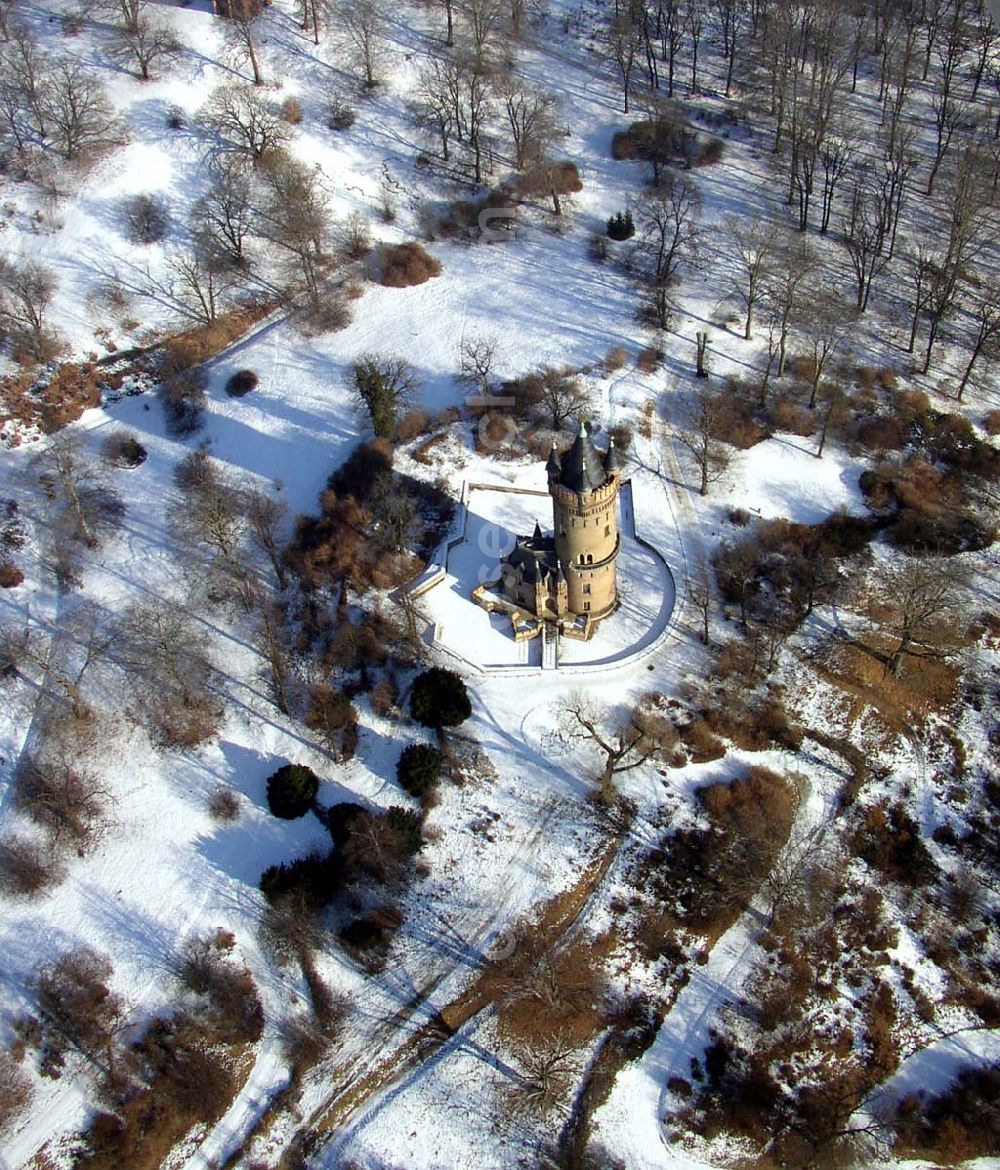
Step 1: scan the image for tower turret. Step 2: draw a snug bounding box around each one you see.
[549,421,621,621]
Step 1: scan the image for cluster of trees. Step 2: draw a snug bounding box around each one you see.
[603,0,1000,396]
[0,22,124,166]
[11,933,263,1168]
[410,0,569,190]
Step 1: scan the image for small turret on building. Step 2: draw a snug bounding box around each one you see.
[494,421,622,636]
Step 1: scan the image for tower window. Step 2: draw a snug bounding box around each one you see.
[604,525,610,536]
[583,584,591,595]
[584,601,591,611]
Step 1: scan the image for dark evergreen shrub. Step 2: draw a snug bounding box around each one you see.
[409,667,471,728]
[606,209,635,240]
[396,743,443,796]
[259,852,341,906]
[266,763,320,819]
[384,806,423,855]
[340,917,385,950]
[102,430,147,467]
[319,800,371,847]
[225,369,259,397]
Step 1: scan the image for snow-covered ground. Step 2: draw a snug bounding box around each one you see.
[0,0,998,1167]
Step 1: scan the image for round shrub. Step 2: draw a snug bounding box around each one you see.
[319,800,371,847]
[102,429,147,467]
[0,562,24,589]
[265,763,320,819]
[225,369,259,398]
[397,743,443,797]
[378,243,442,288]
[123,192,171,245]
[409,667,471,729]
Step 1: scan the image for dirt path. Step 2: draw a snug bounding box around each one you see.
[293,816,630,1157]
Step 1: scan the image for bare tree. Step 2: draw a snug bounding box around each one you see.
[225,0,265,85]
[14,751,110,853]
[0,23,48,146]
[555,692,676,803]
[44,58,124,163]
[192,162,255,266]
[204,85,289,164]
[89,0,145,33]
[459,331,499,395]
[685,0,705,93]
[800,288,852,408]
[115,601,219,747]
[506,1029,582,1117]
[633,174,700,329]
[840,165,889,312]
[253,598,293,715]
[257,152,332,306]
[454,50,493,184]
[0,603,114,719]
[166,244,236,324]
[672,386,730,496]
[762,230,816,379]
[725,217,778,341]
[865,558,968,677]
[36,436,125,551]
[170,458,252,605]
[342,0,387,88]
[412,59,459,161]
[0,0,19,42]
[112,16,179,80]
[535,369,594,430]
[496,78,558,171]
[297,0,332,44]
[814,381,847,459]
[421,0,456,45]
[957,277,1000,400]
[247,484,288,589]
[461,0,504,58]
[0,256,57,356]
[605,13,642,113]
[686,572,712,643]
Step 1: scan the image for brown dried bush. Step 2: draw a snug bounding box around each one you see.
[604,345,628,372]
[176,932,264,1045]
[0,562,24,588]
[983,409,1000,435]
[14,753,109,852]
[0,1049,31,1136]
[0,834,65,897]
[769,397,815,436]
[679,719,725,763]
[207,788,241,823]
[395,409,430,443]
[280,96,303,124]
[636,346,662,374]
[378,243,442,288]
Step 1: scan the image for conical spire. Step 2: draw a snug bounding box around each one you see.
[532,520,542,542]
[545,442,561,478]
[604,436,623,475]
[558,419,606,493]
